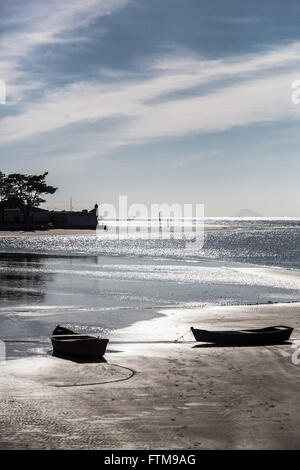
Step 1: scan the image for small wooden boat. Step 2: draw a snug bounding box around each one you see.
[191,325,293,346]
[50,325,109,357]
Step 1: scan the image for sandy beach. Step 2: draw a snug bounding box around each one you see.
[1,301,300,450]
[0,229,100,237]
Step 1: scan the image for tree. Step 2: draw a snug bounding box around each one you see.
[2,172,57,226]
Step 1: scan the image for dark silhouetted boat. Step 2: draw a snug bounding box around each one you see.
[50,325,109,357]
[190,325,293,346]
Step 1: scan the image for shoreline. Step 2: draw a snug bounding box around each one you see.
[1,302,300,449]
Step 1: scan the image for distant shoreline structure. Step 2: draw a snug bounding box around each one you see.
[0,204,98,231]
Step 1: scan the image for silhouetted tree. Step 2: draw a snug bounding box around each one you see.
[1,172,57,226]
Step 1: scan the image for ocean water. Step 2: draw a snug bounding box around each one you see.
[1,218,300,268]
[0,218,300,357]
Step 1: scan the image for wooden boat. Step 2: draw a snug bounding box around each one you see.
[50,325,109,357]
[190,325,293,346]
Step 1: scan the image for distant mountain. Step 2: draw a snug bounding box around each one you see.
[234,208,264,217]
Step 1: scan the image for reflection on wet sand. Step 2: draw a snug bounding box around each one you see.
[0,254,52,302]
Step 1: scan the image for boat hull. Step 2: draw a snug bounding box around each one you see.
[50,325,109,357]
[191,325,293,346]
[51,337,109,357]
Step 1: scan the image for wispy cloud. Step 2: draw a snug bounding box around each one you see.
[0,0,128,102]
[1,40,300,159]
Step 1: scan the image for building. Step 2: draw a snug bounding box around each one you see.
[0,204,98,230]
[51,206,98,229]
[1,207,50,226]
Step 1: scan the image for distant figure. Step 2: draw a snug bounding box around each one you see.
[89,203,99,217]
[88,203,99,230]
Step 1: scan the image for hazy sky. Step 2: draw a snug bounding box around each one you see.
[1,0,300,216]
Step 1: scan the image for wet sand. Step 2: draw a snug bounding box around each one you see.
[0,302,300,449]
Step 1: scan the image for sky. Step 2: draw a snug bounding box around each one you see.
[1,0,300,216]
